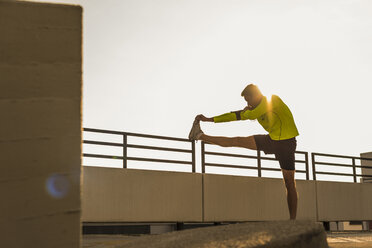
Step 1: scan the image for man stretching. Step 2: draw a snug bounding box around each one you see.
[189,84,299,220]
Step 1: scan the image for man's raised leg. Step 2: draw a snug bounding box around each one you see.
[199,134,257,150]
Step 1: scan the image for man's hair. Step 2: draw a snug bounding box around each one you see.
[241,84,262,97]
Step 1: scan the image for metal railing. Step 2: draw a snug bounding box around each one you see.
[83,128,196,172]
[312,152,372,182]
[201,141,310,180]
[83,128,372,182]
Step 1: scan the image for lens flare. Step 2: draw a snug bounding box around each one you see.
[46,173,70,199]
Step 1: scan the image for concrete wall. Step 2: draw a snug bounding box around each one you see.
[203,174,317,222]
[316,181,372,221]
[82,167,372,223]
[0,1,82,247]
[82,168,317,223]
[82,167,203,222]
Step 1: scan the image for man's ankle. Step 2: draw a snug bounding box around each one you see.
[197,133,204,140]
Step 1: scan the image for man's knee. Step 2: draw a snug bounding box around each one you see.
[285,180,296,190]
[282,169,296,189]
[234,136,256,150]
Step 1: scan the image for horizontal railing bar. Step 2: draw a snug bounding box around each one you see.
[83,140,122,147]
[205,142,307,155]
[315,171,354,177]
[264,168,306,173]
[313,152,372,161]
[127,157,192,165]
[83,128,124,135]
[316,172,372,178]
[315,163,372,170]
[295,151,308,154]
[127,144,192,153]
[260,157,307,164]
[204,163,307,174]
[260,157,305,163]
[355,165,372,169]
[294,160,306,164]
[83,153,123,160]
[83,127,190,142]
[260,156,306,164]
[314,161,354,168]
[313,152,357,160]
[126,133,190,142]
[205,151,258,159]
[260,167,282,172]
[356,174,372,178]
[83,165,122,168]
[83,154,193,165]
[260,168,307,174]
[204,162,258,170]
[205,151,306,164]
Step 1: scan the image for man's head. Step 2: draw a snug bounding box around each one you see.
[241,84,263,108]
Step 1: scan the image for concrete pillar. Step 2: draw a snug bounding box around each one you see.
[338,221,344,231]
[361,152,372,183]
[329,222,338,231]
[361,152,372,230]
[362,221,370,231]
[0,1,82,248]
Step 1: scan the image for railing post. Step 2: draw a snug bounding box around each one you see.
[305,152,309,180]
[191,141,196,173]
[201,141,205,173]
[352,158,357,183]
[123,133,127,169]
[257,150,262,177]
[311,153,316,181]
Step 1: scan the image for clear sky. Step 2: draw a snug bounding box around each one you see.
[28,0,372,180]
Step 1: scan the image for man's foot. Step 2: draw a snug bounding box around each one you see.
[188,119,204,141]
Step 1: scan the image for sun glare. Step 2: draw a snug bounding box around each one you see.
[261,87,273,99]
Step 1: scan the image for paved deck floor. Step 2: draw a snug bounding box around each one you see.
[84,231,372,248]
[326,231,372,248]
[82,220,329,248]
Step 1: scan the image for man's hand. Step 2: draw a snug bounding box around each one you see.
[195,114,214,122]
[243,105,253,111]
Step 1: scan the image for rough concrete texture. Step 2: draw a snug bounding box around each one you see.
[114,221,329,248]
[82,167,203,222]
[0,1,82,247]
[203,173,317,222]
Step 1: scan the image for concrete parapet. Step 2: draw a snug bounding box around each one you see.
[316,181,372,221]
[203,173,317,222]
[82,167,203,222]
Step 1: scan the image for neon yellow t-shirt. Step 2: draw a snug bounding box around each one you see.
[213,95,299,140]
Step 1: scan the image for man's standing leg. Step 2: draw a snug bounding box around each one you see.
[200,132,299,220]
[281,169,298,220]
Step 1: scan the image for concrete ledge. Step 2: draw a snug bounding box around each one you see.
[118,221,329,248]
[316,181,372,221]
[203,173,317,222]
[82,167,203,222]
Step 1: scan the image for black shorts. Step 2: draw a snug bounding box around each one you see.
[254,134,297,171]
